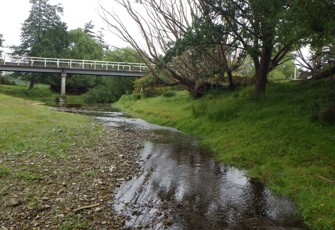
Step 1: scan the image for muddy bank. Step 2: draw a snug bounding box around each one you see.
[0,125,157,229]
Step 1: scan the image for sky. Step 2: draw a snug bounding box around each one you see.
[0,0,131,53]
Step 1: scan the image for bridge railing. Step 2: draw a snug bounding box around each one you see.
[1,55,148,73]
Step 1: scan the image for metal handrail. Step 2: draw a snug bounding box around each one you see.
[1,55,148,72]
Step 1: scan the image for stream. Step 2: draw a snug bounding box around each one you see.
[70,107,307,230]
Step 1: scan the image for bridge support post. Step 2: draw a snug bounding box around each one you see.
[59,72,67,106]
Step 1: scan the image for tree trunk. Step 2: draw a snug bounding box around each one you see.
[254,46,272,96]
[28,73,36,90]
[227,71,235,89]
[314,65,335,79]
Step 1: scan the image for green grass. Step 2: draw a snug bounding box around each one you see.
[0,84,86,106]
[0,88,108,228]
[115,80,335,230]
[0,167,11,177]
[0,93,98,156]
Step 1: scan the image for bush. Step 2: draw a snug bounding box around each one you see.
[162,90,176,97]
[84,86,115,104]
[0,76,16,85]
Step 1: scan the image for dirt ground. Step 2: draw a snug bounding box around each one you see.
[0,125,157,229]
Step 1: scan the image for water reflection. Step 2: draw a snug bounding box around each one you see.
[114,130,306,229]
[65,107,306,229]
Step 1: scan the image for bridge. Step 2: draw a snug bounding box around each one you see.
[0,55,148,104]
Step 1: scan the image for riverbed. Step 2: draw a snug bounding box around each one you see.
[83,107,307,229]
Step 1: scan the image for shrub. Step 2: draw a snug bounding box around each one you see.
[0,76,16,85]
[162,90,176,97]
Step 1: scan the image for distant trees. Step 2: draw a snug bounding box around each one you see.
[67,28,104,60]
[14,0,69,89]
[0,34,3,56]
[84,47,141,103]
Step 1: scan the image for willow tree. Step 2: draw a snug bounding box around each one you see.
[15,0,69,89]
[100,0,246,97]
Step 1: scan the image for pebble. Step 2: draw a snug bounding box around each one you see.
[8,199,21,207]
[56,214,65,218]
[95,207,102,212]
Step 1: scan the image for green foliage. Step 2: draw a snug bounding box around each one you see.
[132,75,178,98]
[0,84,53,100]
[0,33,3,56]
[292,0,335,46]
[115,80,335,229]
[67,29,104,60]
[117,95,137,109]
[0,75,16,85]
[104,47,142,63]
[16,0,69,57]
[162,90,176,97]
[84,77,135,104]
[82,47,143,103]
[269,57,296,80]
[12,0,69,89]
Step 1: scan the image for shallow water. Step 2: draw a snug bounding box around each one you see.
[74,107,307,229]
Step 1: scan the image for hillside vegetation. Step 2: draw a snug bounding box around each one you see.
[115,80,335,229]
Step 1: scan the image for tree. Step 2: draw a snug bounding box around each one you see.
[84,47,140,103]
[101,0,246,97]
[104,46,141,63]
[202,0,297,95]
[84,21,96,39]
[49,28,106,94]
[292,0,335,79]
[0,34,3,57]
[67,29,104,60]
[14,0,69,89]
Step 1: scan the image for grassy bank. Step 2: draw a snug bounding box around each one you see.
[0,93,108,228]
[115,80,335,229]
[0,93,100,173]
[0,92,150,228]
[0,94,99,189]
[0,84,85,105]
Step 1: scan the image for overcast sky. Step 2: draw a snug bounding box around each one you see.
[0,0,130,52]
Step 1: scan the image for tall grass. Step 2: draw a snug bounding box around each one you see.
[115,80,335,229]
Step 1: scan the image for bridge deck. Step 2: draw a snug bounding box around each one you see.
[0,56,148,77]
